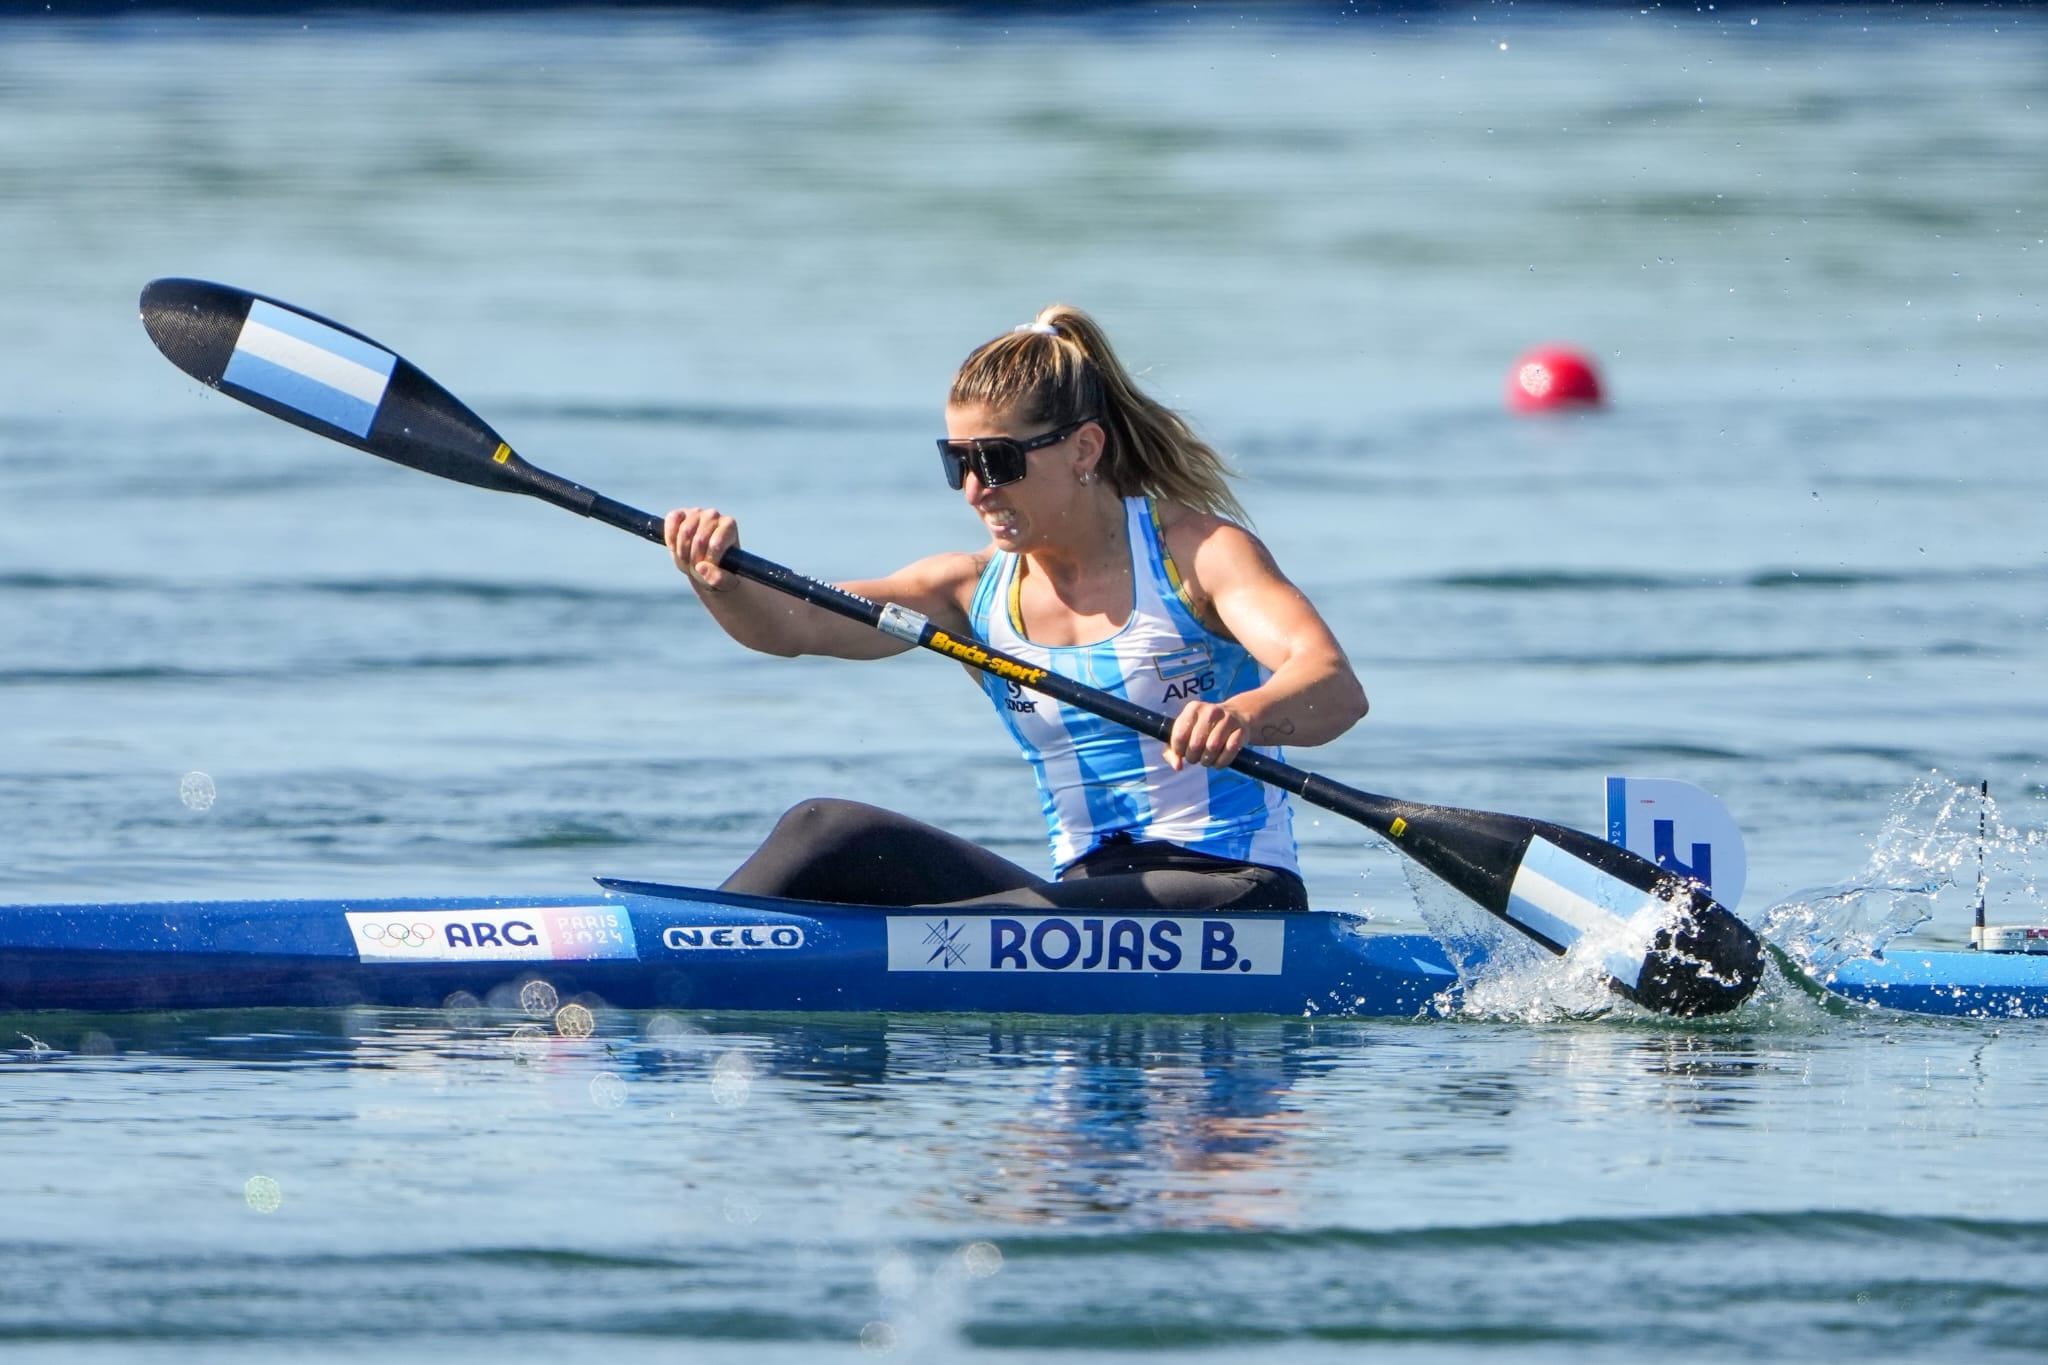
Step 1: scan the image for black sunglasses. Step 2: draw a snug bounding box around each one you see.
[936,417,1096,491]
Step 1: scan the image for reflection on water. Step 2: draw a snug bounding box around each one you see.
[961,1021,1325,1227]
[2,1003,1794,1226]
[2,996,2042,1358]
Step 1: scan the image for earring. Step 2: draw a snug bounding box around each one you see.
[1077,470,1096,486]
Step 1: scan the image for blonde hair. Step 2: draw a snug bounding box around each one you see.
[947,305,1248,523]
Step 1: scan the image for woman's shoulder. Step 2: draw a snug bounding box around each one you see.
[1151,499,1272,574]
[1148,500,1288,630]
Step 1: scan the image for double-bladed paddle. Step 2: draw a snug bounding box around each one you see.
[138,277,1765,1016]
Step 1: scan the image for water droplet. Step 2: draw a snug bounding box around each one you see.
[244,1175,283,1213]
[554,1003,595,1039]
[519,980,559,1017]
[711,1050,754,1107]
[646,1013,704,1050]
[179,771,216,812]
[589,1072,627,1109]
[876,1253,919,1298]
[859,1321,897,1353]
[509,1024,549,1061]
[961,1241,1004,1278]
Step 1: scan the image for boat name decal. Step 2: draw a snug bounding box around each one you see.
[661,925,805,951]
[345,908,638,963]
[886,914,1284,976]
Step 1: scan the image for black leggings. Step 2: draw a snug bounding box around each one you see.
[720,799,1308,912]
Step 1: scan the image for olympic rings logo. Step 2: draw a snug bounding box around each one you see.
[358,921,439,948]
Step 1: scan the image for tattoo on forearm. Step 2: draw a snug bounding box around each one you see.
[1258,719,1297,743]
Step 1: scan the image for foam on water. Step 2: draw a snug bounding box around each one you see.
[1410,864,1627,1022]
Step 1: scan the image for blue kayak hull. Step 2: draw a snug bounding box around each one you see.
[1821,948,2048,1019]
[0,880,1462,1017]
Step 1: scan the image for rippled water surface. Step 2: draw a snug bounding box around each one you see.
[3,4,2047,1359]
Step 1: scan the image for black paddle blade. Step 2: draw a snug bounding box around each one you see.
[140,278,527,495]
[1307,788,1763,1016]
[1518,821,1763,1017]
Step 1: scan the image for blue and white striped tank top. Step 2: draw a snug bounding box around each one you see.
[967,497,1300,877]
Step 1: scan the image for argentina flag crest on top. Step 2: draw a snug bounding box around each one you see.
[221,299,397,438]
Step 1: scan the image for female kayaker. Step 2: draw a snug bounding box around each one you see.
[664,306,1367,911]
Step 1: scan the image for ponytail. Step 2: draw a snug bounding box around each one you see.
[947,306,1248,523]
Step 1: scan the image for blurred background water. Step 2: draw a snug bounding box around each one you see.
[2,3,2047,1360]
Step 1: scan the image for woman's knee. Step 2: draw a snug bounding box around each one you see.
[765,798,895,851]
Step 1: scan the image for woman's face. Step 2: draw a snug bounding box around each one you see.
[943,401,1098,552]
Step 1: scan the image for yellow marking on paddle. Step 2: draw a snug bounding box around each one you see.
[492,443,513,464]
[1389,817,1408,838]
[929,631,1048,687]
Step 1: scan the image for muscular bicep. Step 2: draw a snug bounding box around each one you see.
[1185,524,1355,679]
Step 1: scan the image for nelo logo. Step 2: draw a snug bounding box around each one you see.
[662,925,806,951]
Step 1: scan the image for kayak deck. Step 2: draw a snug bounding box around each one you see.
[1821,948,2048,1019]
[0,879,1462,1017]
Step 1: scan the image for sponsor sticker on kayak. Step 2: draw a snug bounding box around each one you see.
[345,907,638,963]
[661,924,805,951]
[887,914,1283,975]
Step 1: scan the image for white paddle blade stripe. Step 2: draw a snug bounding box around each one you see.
[1506,837,1667,989]
[221,299,397,437]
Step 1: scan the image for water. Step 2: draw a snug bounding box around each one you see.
[3,4,2047,1359]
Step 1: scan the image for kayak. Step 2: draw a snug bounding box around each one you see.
[1818,948,2048,1019]
[0,878,1463,1017]
[14,875,2048,1019]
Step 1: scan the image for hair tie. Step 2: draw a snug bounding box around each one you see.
[1012,321,1059,336]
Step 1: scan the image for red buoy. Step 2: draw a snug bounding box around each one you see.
[1506,345,1603,413]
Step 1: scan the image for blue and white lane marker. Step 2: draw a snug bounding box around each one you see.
[221,299,396,438]
[1506,837,1662,989]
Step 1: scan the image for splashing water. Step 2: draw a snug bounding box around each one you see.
[1973,782,2048,930]
[1407,850,1769,1022]
[1761,774,2021,975]
[1407,863,1623,1021]
[1410,774,2048,1014]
